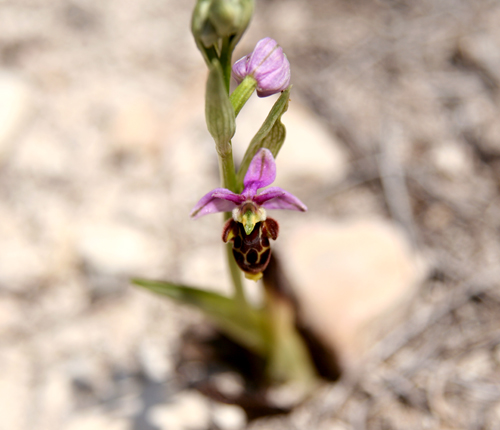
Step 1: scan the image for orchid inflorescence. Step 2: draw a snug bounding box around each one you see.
[190,6,304,281]
[135,0,317,388]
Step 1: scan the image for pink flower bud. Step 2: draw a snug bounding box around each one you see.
[232,37,291,97]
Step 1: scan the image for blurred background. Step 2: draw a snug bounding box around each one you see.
[1,0,500,429]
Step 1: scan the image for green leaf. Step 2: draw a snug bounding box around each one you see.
[262,288,318,389]
[236,87,291,190]
[205,59,236,156]
[132,278,267,355]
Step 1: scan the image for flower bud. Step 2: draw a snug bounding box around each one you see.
[232,37,291,97]
[192,0,254,49]
[209,0,242,39]
[191,0,217,49]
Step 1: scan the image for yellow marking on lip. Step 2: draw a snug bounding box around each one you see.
[244,272,263,281]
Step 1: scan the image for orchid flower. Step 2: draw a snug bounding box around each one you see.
[232,37,291,97]
[191,148,306,279]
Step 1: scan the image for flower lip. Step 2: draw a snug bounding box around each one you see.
[232,37,291,98]
[190,148,306,224]
[222,216,279,280]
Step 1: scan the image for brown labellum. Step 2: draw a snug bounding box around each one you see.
[222,218,279,278]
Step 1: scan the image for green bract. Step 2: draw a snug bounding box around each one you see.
[191,0,254,66]
[205,59,236,156]
[191,0,217,49]
[236,87,291,190]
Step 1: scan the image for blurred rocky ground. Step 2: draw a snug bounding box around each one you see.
[1,0,500,429]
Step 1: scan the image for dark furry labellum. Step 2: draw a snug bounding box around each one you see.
[222,218,279,280]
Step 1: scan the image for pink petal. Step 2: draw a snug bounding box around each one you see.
[255,60,291,97]
[247,37,279,75]
[242,148,276,196]
[232,54,250,84]
[190,188,244,219]
[232,37,291,98]
[254,187,307,211]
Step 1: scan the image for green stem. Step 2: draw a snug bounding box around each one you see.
[230,76,257,117]
[217,149,237,192]
[215,37,249,309]
[217,146,249,309]
[224,213,248,306]
[219,37,232,94]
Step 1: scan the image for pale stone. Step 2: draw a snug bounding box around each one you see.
[76,222,164,277]
[65,413,130,430]
[0,235,47,292]
[178,244,232,295]
[457,350,492,380]
[27,290,155,381]
[267,382,312,409]
[300,421,353,430]
[430,142,472,178]
[424,203,454,231]
[210,371,245,398]
[52,291,156,365]
[13,130,69,178]
[459,32,500,83]
[212,403,247,430]
[64,355,108,394]
[35,280,88,322]
[138,338,174,382]
[0,346,31,430]
[161,110,216,212]
[0,296,23,335]
[164,129,214,192]
[232,95,348,185]
[0,204,49,294]
[483,117,500,154]
[148,390,211,430]
[279,218,426,369]
[276,101,349,186]
[0,71,31,161]
[36,369,72,430]
[489,402,500,426]
[108,98,162,156]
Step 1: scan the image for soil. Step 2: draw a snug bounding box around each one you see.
[1,0,500,429]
